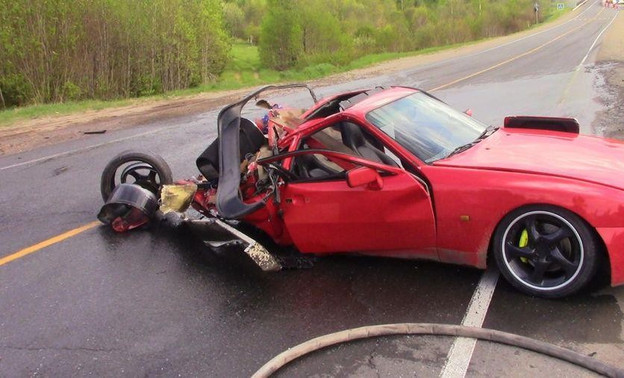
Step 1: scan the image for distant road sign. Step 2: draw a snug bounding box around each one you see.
[557,3,565,9]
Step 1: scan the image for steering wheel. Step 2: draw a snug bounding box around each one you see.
[264,162,298,182]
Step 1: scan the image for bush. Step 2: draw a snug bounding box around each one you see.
[259,0,303,70]
[61,81,83,102]
[0,0,230,105]
[0,74,32,108]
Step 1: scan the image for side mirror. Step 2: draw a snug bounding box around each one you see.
[346,167,383,190]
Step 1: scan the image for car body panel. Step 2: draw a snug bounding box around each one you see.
[436,128,624,190]
[596,227,624,285]
[281,170,436,256]
[213,85,624,289]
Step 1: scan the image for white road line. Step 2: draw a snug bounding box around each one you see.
[574,0,589,12]
[579,8,619,67]
[412,1,595,77]
[0,0,598,172]
[0,124,185,171]
[439,6,603,375]
[469,0,596,56]
[440,268,499,378]
[556,9,619,109]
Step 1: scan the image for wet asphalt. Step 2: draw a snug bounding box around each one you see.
[1,1,623,376]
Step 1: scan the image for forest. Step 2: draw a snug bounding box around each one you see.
[0,0,556,108]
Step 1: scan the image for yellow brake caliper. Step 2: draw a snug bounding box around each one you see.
[519,229,529,263]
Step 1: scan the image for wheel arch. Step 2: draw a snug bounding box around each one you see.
[486,203,608,268]
[487,203,608,297]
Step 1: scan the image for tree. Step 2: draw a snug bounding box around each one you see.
[259,0,303,70]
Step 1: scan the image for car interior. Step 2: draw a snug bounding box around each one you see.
[291,121,401,181]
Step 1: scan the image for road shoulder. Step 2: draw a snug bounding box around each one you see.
[2,5,623,155]
[595,9,624,139]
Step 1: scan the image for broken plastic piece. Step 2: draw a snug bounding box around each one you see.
[111,207,150,232]
[160,184,198,214]
[98,183,159,231]
[189,218,282,272]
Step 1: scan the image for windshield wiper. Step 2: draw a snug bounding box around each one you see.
[447,142,477,158]
[446,125,499,158]
[476,125,499,141]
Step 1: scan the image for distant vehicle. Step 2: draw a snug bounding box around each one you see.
[98,84,624,299]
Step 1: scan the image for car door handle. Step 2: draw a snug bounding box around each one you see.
[284,195,307,205]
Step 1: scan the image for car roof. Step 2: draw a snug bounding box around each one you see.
[342,86,419,116]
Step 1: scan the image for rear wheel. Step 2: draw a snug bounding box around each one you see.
[100,150,173,202]
[493,206,599,298]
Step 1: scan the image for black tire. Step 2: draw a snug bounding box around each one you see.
[100,150,173,202]
[493,205,600,298]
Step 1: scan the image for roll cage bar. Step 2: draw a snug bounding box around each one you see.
[216,84,318,219]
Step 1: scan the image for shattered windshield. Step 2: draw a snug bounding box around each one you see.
[366,92,487,163]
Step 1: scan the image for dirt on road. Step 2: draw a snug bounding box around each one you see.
[594,9,624,139]
[1,9,623,156]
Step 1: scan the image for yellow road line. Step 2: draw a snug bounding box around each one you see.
[0,8,607,269]
[430,7,605,92]
[0,221,100,267]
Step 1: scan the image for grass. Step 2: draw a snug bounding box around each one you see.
[0,98,137,127]
[0,11,573,128]
[543,6,570,23]
[0,43,477,128]
[170,42,473,95]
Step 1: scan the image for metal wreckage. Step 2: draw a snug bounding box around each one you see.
[99,83,624,299]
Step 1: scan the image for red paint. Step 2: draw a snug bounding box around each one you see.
[280,172,435,256]
[189,86,624,288]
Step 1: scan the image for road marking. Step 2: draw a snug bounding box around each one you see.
[0,125,186,171]
[579,8,618,67]
[0,221,100,267]
[0,1,606,268]
[557,9,619,108]
[431,7,605,92]
[449,0,595,58]
[573,0,589,12]
[0,0,596,173]
[407,0,595,78]
[440,268,500,378]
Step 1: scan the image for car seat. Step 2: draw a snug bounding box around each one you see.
[340,122,398,167]
[196,118,266,180]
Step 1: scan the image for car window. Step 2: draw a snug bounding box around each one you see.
[306,126,355,155]
[366,92,486,163]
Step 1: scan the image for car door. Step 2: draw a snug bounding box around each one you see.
[277,150,436,259]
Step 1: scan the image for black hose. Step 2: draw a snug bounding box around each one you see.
[252,323,624,378]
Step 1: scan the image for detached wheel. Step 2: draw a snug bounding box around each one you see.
[493,206,599,298]
[100,150,173,202]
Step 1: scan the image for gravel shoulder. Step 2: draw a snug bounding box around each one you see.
[1,8,623,156]
[594,10,624,139]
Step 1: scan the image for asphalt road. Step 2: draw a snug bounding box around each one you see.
[1,1,623,376]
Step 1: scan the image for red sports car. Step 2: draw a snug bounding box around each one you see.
[98,84,624,298]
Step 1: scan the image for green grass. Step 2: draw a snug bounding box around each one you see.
[0,42,490,127]
[0,98,136,127]
[229,43,262,71]
[543,7,570,23]
[0,16,572,128]
[208,42,472,90]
